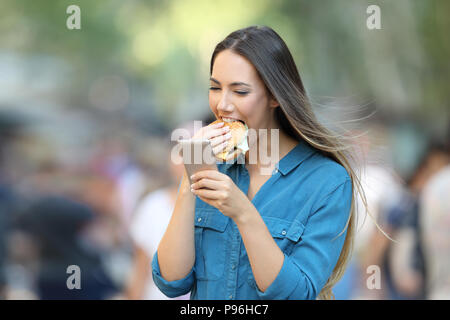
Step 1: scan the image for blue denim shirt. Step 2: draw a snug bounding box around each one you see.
[152,140,352,300]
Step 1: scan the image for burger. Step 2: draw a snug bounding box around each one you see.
[211,118,249,161]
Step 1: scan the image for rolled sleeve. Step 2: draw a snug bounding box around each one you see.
[255,253,308,299]
[151,250,195,298]
[257,178,352,300]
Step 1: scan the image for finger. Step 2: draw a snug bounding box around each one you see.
[212,141,229,155]
[191,170,225,182]
[203,126,230,140]
[191,188,221,200]
[195,195,219,208]
[210,132,232,147]
[193,124,223,140]
[191,178,222,191]
[209,121,224,128]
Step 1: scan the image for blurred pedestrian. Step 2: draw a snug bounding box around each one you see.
[15,196,119,299]
[333,124,403,299]
[366,140,449,299]
[421,165,450,299]
[334,164,402,299]
[0,110,27,299]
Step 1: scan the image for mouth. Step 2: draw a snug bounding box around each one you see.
[220,116,246,125]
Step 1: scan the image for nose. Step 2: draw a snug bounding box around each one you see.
[217,91,234,113]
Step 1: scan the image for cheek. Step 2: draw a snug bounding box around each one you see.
[209,93,219,114]
[240,95,268,125]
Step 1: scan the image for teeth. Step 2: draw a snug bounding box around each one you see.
[222,118,235,123]
[222,117,240,123]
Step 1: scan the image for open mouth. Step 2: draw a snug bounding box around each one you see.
[221,117,245,125]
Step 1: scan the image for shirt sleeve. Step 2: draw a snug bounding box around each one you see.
[255,178,352,300]
[151,250,195,298]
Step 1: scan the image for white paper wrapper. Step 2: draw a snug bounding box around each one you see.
[237,124,249,155]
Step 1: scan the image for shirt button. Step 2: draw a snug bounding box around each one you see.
[231,264,236,270]
[197,218,202,222]
[228,295,233,300]
[281,230,287,236]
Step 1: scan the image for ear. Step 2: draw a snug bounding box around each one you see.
[269,96,279,108]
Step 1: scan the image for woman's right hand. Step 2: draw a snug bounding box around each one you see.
[192,121,232,156]
[180,120,232,190]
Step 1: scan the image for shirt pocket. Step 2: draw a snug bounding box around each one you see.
[247,216,305,288]
[194,207,230,281]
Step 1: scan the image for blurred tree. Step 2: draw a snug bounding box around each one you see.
[0,0,448,132]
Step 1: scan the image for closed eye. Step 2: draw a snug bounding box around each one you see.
[209,87,248,96]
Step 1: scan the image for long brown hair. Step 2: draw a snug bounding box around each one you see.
[210,25,377,299]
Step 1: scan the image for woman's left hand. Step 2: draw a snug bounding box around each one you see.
[190,170,251,220]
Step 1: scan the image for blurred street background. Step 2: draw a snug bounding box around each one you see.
[0,0,449,299]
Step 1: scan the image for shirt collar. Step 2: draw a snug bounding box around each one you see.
[219,139,316,175]
[277,139,317,175]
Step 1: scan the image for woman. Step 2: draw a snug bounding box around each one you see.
[152,25,365,300]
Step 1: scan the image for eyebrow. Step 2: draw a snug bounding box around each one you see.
[210,77,251,88]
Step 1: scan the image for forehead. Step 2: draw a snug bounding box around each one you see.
[211,50,260,84]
